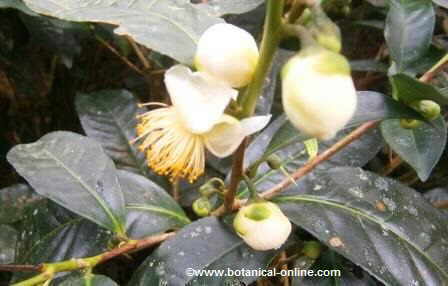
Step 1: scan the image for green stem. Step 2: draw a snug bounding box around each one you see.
[238,0,285,118]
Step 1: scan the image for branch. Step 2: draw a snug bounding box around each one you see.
[224,138,248,212]
[0,265,42,273]
[212,121,379,216]
[10,232,175,286]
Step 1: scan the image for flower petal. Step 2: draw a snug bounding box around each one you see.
[165,65,238,134]
[204,115,271,157]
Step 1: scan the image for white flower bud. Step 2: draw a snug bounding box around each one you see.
[233,201,292,251]
[195,23,259,88]
[282,47,357,140]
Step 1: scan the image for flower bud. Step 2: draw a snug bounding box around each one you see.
[195,23,259,88]
[282,47,357,140]
[308,5,342,53]
[400,119,422,129]
[193,197,212,217]
[411,100,441,121]
[233,201,292,251]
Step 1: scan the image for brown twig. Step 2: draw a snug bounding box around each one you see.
[433,200,448,209]
[99,232,174,264]
[95,35,144,76]
[0,265,42,273]
[224,138,248,213]
[127,36,151,70]
[212,121,380,216]
[262,121,379,199]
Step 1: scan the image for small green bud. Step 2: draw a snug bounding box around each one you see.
[400,119,422,129]
[411,100,441,121]
[266,154,283,170]
[192,197,212,217]
[302,241,323,259]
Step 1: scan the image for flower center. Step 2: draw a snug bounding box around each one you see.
[134,106,205,183]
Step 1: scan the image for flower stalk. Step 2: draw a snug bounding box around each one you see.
[225,0,285,213]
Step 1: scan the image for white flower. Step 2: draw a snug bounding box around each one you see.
[134,65,270,182]
[233,201,292,251]
[195,23,259,88]
[282,47,357,140]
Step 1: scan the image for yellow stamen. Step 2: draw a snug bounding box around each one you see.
[133,106,205,183]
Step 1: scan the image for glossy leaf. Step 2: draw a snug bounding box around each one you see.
[12,200,112,283]
[0,184,40,224]
[128,217,275,286]
[275,167,448,285]
[195,0,263,17]
[246,91,422,169]
[7,131,127,235]
[381,117,447,181]
[22,0,223,64]
[76,90,151,178]
[0,224,17,264]
[58,274,118,286]
[391,73,448,105]
[433,0,448,7]
[240,126,383,197]
[385,0,435,72]
[119,170,190,239]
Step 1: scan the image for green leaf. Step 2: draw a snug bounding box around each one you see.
[385,0,435,72]
[0,0,37,15]
[195,0,264,17]
[7,131,127,235]
[128,217,275,286]
[433,0,448,7]
[275,167,448,285]
[246,91,420,169]
[0,224,17,264]
[381,118,447,181]
[241,126,383,197]
[119,170,190,239]
[0,184,40,224]
[294,250,377,286]
[22,0,223,64]
[75,90,160,182]
[391,73,448,105]
[58,274,118,286]
[12,200,112,283]
[349,91,426,127]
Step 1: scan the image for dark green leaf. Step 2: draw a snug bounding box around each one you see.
[391,73,448,105]
[247,91,417,169]
[432,0,448,7]
[294,250,377,286]
[75,90,159,182]
[128,217,275,286]
[12,200,111,283]
[22,0,223,64]
[0,0,37,15]
[20,14,87,68]
[381,117,447,181]
[0,184,40,224]
[275,167,448,285]
[385,0,435,72]
[349,91,425,127]
[195,0,263,17]
[58,274,118,286]
[240,126,382,197]
[0,224,17,264]
[119,170,190,239]
[7,131,127,235]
